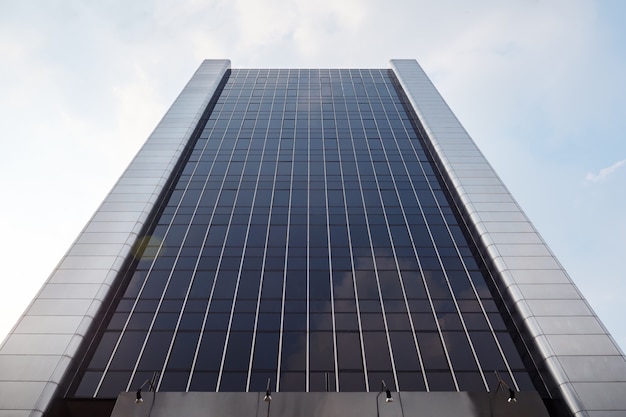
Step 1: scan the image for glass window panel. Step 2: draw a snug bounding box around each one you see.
[252,332,279,370]
[360,312,385,331]
[338,371,366,391]
[223,332,253,372]
[334,312,359,331]
[310,331,335,372]
[437,312,464,331]
[495,332,526,369]
[397,371,426,391]
[411,313,437,331]
[283,313,307,331]
[87,332,120,369]
[308,313,331,331]
[442,332,478,372]
[137,331,171,371]
[166,332,200,370]
[336,333,363,371]
[231,313,256,331]
[355,271,378,299]
[281,332,307,371]
[310,371,336,392]
[469,331,507,371]
[363,332,392,372]
[386,313,411,331]
[426,371,456,391]
[417,333,449,370]
[455,371,485,391]
[159,371,190,391]
[108,331,147,371]
[195,332,227,371]
[280,372,306,391]
[379,270,404,299]
[220,372,247,391]
[389,332,421,372]
[98,371,132,398]
[367,371,396,392]
[257,313,281,332]
[74,371,102,397]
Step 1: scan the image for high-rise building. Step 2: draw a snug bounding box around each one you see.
[1,60,624,417]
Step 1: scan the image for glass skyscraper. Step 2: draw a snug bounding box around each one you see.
[1,60,624,417]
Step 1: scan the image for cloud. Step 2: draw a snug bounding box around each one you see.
[585,159,626,183]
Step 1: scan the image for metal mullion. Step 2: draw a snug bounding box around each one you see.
[298,72,310,392]
[276,69,297,390]
[305,83,312,393]
[353,69,399,391]
[384,79,494,390]
[216,70,267,390]
[376,77,460,392]
[360,70,428,390]
[384,82,520,387]
[184,156,238,385]
[271,71,289,391]
[370,72,431,389]
[164,153,246,388]
[424,177,497,390]
[400,128,526,390]
[426,215,522,389]
[321,80,340,392]
[282,106,298,389]
[443,246,522,388]
[180,127,239,389]
[341,72,386,392]
[333,81,369,392]
[370,73,431,391]
[185,74,254,390]
[159,97,258,389]
[215,95,262,390]
[431,188,519,390]
[96,94,232,395]
[407,124,514,389]
[245,76,277,391]
[416,164,488,390]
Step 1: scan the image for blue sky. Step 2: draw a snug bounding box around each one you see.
[1,0,625,351]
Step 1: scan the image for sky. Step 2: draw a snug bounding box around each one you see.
[1,0,625,352]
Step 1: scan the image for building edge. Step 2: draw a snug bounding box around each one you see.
[0,59,231,417]
[390,58,626,417]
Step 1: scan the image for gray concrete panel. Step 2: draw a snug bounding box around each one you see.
[111,391,549,417]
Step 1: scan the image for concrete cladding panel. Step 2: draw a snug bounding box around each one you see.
[110,391,550,417]
[390,59,626,417]
[0,60,230,416]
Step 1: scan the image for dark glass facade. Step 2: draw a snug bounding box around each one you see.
[72,68,535,398]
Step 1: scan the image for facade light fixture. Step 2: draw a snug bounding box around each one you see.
[135,372,158,405]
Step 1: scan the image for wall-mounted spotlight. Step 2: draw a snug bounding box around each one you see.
[508,388,516,403]
[493,371,517,404]
[135,372,158,404]
[376,380,394,417]
[264,378,272,402]
[381,380,394,403]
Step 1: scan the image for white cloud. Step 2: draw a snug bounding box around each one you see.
[585,159,626,183]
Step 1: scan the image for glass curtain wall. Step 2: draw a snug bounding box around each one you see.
[72,68,534,397]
